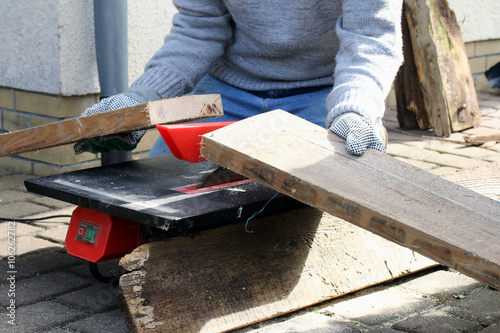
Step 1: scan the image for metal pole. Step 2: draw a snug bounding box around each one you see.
[94,0,131,165]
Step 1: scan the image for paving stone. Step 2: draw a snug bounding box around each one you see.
[486,144,500,153]
[0,221,44,240]
[62,259,126,280]
[30,196,75,210]
[478,116,500,129]
[422,153,491,169]
[67,309,128,333]
[0,190,38,204]
[320,287,435,327]
[37,225,69,244]
[483,154,500,162]
[0,235,63,258]
[0,201,51,219]
[390,309,482,333]
[30,206,74,229]
[394,157,438,171]
[0,168,13,177]
[399,269,484,298]
[0,301,87,333]
[442,287,500,326]
[0,271,92,307]
[55,284,119,314]
[425,141,497,159]
[387,143,441,160]
[0,174,34,191]
[428,166,460,176]
[245,313,363,333]
[0,250,85,281]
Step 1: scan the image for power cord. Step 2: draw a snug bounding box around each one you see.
[0,214,72,222]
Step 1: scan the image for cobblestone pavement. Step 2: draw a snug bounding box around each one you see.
[1,91,499,332]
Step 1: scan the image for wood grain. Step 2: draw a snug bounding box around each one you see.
[119,207,437,333]
[200,110,500,289]
[0,94,222,157]
[464,132,500,146]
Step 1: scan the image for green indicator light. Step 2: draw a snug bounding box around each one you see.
[85,228,95,240]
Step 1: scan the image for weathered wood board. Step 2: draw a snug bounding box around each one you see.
[399,0,480,136]
[0,94,222,157]
[200,110,500,289]
[119,207,438,333]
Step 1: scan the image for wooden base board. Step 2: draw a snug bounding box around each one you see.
[119,207,437,333]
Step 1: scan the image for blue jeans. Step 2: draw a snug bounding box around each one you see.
[149,74,332,157]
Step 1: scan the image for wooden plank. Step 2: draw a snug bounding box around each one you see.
[200,110,500,289]
[118,207,438,333]
[403,0,480,136]
[0,94,222,157]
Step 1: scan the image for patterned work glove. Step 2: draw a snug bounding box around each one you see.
[329,112,386,156]
[74,94,145,154]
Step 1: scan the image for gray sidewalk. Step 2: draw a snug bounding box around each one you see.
[1,91,500,332]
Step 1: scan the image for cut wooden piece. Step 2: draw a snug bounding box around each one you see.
[200,110,500,289]
[119,207,437,333]
[401,0,480,136]
[0,94,222,157]
[464,131,500,145]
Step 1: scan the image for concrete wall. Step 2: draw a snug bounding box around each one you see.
[0,0,175,96]
[448,0,500,43]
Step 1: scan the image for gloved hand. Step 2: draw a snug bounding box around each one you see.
[74,94,145,154]
[329,112,387,156]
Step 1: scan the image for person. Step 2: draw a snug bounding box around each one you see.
[74,0,403,157]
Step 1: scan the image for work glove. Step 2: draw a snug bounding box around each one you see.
[74,94,145,154]
[329,112,387,156]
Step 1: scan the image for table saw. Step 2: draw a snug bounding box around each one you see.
[24,124,303,277]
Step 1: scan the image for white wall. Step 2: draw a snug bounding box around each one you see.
[128,1,176,85]
[448,0,500,42]
[0,0,66,95]
[0,0,497,96]
[0,0,175,96]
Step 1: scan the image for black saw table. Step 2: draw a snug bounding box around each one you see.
[25,154,302,235]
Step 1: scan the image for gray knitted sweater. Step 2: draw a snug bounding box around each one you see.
[131,0,403,126]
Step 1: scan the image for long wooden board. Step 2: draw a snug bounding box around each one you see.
[119,207,438,333]
[200,110,500,289]
[0,94,222,157]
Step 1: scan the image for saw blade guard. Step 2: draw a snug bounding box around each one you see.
[156,121,236,163]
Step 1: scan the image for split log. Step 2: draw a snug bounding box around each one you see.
[394,10,430,130]
[0,94,222,157]
[200,110,500,289]
[397,0,481,136]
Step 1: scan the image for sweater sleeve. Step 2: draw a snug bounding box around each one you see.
[326,0,403,127]
[130,0,233,99]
